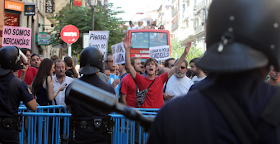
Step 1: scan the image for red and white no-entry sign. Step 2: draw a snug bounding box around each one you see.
[60,25,80,44]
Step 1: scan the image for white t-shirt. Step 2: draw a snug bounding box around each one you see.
[128,26,135,30]
[191,76,206,83]
[164,75,194,98]
[52,75,74,106]
[136,25,144,29]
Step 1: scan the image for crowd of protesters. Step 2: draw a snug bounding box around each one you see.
[2,0,280,143]
[10,48,79,108]
[1,37,280,144]
[10,40,280,109]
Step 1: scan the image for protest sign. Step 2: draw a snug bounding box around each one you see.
[88,31,110,60]
[111,42,125,66]
[2,26,32,49]
[149,45,170,61]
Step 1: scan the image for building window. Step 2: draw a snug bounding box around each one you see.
[183,4,185,12]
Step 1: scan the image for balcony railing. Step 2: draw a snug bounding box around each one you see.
[172,7,179,17]
[172,20,179,32]
[194,25,205,35]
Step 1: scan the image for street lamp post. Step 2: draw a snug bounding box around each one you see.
[88,0,98,31]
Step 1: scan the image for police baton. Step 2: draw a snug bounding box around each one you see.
[65,79,154,132]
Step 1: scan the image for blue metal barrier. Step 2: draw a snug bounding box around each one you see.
[109,114,156,144]
[18,105,159,144]
[18,105,69,144]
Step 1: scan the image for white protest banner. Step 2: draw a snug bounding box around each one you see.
[112,42,126,66]
[2,26,32,49]
[88,31,110,60]
[149,45,170,60]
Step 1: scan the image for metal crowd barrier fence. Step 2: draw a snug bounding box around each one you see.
[109,114,157,144]
[18,105,159,144]
[18,105,69,144]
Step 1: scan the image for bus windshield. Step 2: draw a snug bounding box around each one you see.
[131,32,168,48]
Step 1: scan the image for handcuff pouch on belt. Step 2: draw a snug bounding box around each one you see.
[3,118,13,130]
[0,118,21,131]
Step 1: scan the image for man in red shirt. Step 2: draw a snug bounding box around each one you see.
[124,37,191,108]
[120,57,143,107]
[18,49,38,89]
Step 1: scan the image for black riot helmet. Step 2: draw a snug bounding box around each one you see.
[196,0,280,73]
[0,46,22,76]
[79,46,103,75]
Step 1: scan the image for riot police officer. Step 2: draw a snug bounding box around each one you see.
[0,46,37,143]
[65,47,115,144]
[147,0,280,143]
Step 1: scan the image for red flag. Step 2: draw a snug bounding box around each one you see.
[74,0,82,6]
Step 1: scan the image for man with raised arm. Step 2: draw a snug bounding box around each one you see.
[124,37,191,108]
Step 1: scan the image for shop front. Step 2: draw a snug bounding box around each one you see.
[1,0,24,47]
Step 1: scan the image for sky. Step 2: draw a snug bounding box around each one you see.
[109,0,164,21]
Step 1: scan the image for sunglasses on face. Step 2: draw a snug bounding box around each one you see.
[180,66,186,69]
[171,64,174,67]
[121,63,125,65]
[141,66,144,68]
[106,60,113,63]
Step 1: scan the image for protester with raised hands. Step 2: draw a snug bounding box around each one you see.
[124,36,191,108]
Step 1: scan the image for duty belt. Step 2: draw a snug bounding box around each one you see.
[71,118,107,130]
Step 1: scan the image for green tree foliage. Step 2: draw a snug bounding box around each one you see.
[171,39,204,63]
[50,3,126,54]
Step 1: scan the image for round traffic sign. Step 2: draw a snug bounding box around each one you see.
[60,25,80,44]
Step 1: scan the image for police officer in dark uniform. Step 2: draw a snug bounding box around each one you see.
[0,46,37,144]
[147,0,280,143]
[65,47,115,144]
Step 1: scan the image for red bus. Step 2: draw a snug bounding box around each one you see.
[128,29,171,62]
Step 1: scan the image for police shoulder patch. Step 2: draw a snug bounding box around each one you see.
[28,88,32,94]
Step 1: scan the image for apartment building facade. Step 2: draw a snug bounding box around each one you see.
[157,0,172,32]
[157,0,212,51]
[192,0,212,51]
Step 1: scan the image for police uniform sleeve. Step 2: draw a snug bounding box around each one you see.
[147,106,167,144]
[20,81,35,104]
[65,85,71,105]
